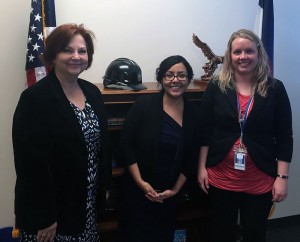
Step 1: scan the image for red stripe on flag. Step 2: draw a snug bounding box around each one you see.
[26,69,37,87]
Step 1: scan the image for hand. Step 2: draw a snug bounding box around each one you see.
[198,167,209,194]
[145,190,163,203]
[157,189,176,201]
[138,181,163,203]
[272,177,288,203]
[36,222,57,242]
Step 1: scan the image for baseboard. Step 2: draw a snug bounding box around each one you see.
[267,214,300,230]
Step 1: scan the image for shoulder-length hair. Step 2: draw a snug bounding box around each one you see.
[218,29,272,97]
[40,23,95,69]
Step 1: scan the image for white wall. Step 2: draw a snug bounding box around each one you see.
[0,0,299,228]
[272,1,300,218]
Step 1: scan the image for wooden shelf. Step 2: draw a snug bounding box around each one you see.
[95,80,208,104]
[112,167,124,177]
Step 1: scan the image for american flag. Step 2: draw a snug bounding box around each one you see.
[26,0,56,87]
[254,0,274,73]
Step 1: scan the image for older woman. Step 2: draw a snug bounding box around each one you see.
[13,24,111,242]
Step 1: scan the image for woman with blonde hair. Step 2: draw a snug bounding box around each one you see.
[198,29,293,242]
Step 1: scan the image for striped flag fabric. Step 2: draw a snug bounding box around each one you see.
[254,0,274,72]
[25,0,56,87]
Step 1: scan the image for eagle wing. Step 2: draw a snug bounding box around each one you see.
[192,33,216,61]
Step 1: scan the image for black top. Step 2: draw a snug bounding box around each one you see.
[13,70,111,234]
[154,111,182,190]
[119,91,202,183]
[201,78,293,177]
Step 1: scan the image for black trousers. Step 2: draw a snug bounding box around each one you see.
[209,185,273,242]
[116,173,178,242]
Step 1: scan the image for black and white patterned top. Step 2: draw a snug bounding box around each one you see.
[19,100,101,242]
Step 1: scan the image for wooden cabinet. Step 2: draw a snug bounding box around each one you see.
[95,81,212,242]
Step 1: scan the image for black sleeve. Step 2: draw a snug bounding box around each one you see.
[13,91,57,230]
[179,102,202,178]
[200,80,217,146]
[273,80,293,162]
[118,96,146,167]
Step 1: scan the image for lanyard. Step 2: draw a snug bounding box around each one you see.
[237,95,253,147]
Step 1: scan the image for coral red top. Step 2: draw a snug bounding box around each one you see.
[208,93,274,194]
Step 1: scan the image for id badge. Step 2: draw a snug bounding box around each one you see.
[234,147,247,171]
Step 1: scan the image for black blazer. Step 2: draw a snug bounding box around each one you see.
[119,91,202,184]
[201,78,293,177]
[13,71,111,234]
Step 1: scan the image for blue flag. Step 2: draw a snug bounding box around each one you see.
[254,0,274,73]
[25,0,56,87]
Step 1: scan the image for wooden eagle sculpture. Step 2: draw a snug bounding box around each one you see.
[192,33,224,81]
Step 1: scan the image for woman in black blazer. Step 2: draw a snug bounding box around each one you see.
[117,55,202,242]
[198,29,293,242]
[13,24,111,242]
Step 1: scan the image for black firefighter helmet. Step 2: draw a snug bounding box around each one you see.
[103,58,147,91]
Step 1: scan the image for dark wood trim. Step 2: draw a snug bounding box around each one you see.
[95,80,208,104]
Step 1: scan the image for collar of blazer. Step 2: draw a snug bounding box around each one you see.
[225,85,267,124]
[47,70,103,143]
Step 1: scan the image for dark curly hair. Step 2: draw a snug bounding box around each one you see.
[155,55,194,83]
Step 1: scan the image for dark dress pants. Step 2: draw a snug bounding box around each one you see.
[117,173,177,242]
[209,185,273,242]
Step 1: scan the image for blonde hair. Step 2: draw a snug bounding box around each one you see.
[218,29,272,97]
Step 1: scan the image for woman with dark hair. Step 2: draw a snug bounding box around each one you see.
[198,29,293,242]
[13,23,111,242]
[117,55,202,242]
